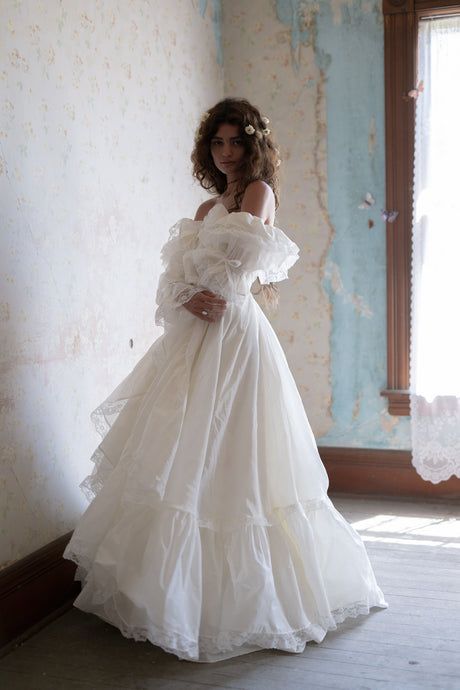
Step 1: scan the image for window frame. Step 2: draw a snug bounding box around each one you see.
[380,0,460,416]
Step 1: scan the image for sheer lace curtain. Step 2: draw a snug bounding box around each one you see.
[410,15,460,482]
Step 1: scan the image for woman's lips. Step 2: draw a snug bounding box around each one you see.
[221,161,235,165]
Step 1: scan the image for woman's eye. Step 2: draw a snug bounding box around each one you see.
[211,140,243,147]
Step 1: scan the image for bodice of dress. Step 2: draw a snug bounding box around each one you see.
[154,203,300,328]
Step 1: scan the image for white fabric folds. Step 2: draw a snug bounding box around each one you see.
[154,203,300,328]
[64,203,388,662]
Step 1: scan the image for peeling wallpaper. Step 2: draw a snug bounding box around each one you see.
[1,0,410,570]
[0,0,223,569]
[222,0,411,449]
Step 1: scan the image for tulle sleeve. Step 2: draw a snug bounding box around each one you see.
[154,218,207,328]
[199,209,300,285]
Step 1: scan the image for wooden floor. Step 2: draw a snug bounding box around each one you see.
[1,494,459,690]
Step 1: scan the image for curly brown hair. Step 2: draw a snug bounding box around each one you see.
[190,97,282,311]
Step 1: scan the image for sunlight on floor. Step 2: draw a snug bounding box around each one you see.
[350,513,460,549]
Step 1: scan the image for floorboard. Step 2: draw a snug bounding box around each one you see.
[1,494,459,690]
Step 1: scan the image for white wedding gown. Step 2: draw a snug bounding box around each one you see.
[63,202,388,662]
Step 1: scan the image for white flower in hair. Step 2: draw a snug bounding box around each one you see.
[245,124,255,135]
[201,111,210,122]
[262,128,271,136]
[255,129,263,139]
[261,116,270,125]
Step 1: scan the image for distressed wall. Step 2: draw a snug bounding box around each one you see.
[222,0,411,449]
[1,0,412,571]
[0,0,223,569]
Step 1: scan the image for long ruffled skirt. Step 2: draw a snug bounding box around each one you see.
[63,294,388,662]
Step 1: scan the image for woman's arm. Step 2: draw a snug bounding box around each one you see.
[154,209,227,327]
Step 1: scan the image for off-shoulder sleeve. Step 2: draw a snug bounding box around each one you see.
[154,218,207,328]
[199,209,300,285]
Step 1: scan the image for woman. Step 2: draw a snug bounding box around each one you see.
[63,97,388,663]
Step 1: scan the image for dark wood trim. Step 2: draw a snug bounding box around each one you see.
[416,0,460,14]
[382,1,416,417]
[0,532,80,651]
[320,446,460,498]
[383,0,414,14]
[385,0,460,9]
[380,388,411,415]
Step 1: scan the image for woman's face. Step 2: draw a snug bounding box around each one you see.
[210,122,246,178]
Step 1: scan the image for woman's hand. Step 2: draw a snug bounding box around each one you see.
[183,290,227,322]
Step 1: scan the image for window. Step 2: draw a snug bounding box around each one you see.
[381,0,460,416]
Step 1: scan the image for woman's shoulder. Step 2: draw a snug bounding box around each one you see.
[194,198,220,221]
[241,180,276,225]
[244,179,274,196]
[193,180,275,224]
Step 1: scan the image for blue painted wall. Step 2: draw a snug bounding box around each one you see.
[312,1,410,448]
[205,0,411,449]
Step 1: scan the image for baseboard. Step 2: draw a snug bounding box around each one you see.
[1,446,459,651]
[0,532,79,651]
[319,446,460,499]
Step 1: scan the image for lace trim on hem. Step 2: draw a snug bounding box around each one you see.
[64,536,388,660]
[79,399,133,502]
[79,408,333,529]
[79,449,332,529]
[64,568,387,662]
[90,399,130,438]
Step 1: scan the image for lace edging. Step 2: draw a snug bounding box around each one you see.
[409,394,460,483]
[62,551,387,663]
[79,399,130,501]
[102,599,387,659]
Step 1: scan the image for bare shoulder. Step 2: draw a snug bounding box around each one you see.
[194,198,218,221]
[241,180,275,224]
[248,179,274,196]
[243,180,274,203]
